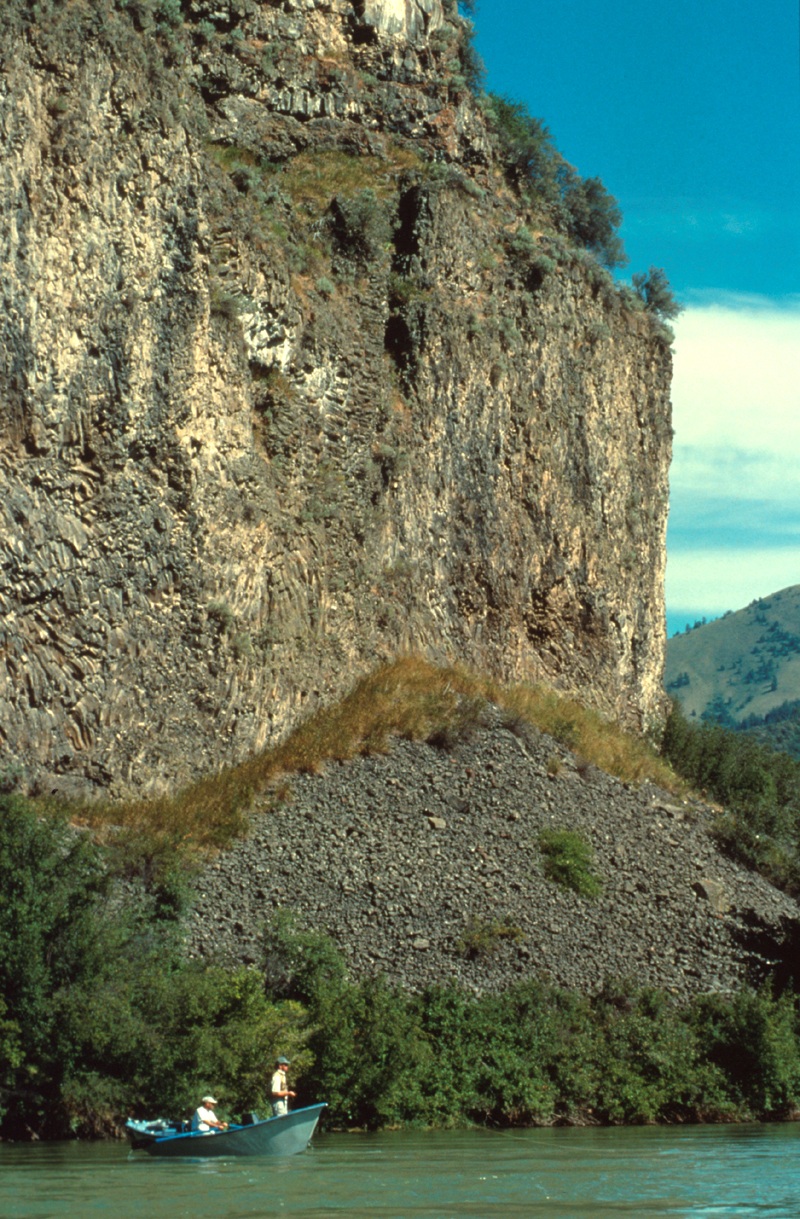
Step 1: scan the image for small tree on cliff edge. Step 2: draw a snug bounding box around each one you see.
[633,266,683,320]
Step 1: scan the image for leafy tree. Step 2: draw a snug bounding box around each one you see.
[415,985,481,1123]
[0,800,310,1138]
[461,983,557,1123]
[0,795,111,1135]
[559,169,627,269]
[584,983,723,1123]
[661,702,800,896]
[261,909,348,1005]
[690,989,800,1118]
[262,913,428,1127]
[307,974,429,1128]
[632,266,682,319]
[484,94,560,201]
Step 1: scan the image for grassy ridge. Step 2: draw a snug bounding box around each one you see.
[665,586,800,726]
[70,657,682,865]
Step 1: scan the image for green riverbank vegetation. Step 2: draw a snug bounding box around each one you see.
[3,660,800,1139]
[662,702,800,899]
[1,807,799,1142]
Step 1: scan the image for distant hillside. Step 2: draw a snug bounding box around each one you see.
[665,586,800,756]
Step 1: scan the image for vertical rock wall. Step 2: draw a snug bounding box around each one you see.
[0,0,671,796]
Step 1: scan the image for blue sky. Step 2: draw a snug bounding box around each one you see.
[469,0,800,636]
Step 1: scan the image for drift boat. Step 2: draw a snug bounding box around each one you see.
[125,1103,326,1158]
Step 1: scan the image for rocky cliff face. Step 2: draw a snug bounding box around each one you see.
[0,0,672,797]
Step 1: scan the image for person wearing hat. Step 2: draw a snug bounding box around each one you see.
[191,1095,228,1132]
[270,1057,296,1117]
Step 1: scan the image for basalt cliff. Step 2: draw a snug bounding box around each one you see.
[0,0,672,797]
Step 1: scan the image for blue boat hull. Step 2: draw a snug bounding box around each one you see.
[125,1104,326,1158]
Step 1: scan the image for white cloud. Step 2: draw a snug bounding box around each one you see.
[671,297,800,452]
[721,214,758,235]
[666,548,800,621]
[667,296,800,616]
[669,443,800,505]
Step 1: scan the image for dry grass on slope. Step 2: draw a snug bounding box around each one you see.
[71,656,682,859]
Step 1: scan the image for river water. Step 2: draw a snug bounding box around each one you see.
[3,1124,799,1218]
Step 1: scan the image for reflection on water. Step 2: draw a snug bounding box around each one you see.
[3,1123,800,1219]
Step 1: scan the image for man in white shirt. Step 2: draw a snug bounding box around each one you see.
[191,1095,228,1132]
[270,1057,296,1116]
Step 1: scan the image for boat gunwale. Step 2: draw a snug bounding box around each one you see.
[125,1103,326,1157]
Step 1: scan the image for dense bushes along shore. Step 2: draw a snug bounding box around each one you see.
[662,703,800,897]
[1,794,799,1140]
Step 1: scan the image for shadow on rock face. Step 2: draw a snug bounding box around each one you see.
[731,910,800,994]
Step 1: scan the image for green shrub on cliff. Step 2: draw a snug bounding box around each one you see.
[689,988,800,1118]
[632,266,682,320]
[558,169,627,270]
[539,829,603,899]
[329,189,392,267]
[456,916,525,961]
[483,94,627,269]
[455,19,485,95]
[483,95,560,199]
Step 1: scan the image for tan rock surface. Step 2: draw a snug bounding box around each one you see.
[0,1,672,795]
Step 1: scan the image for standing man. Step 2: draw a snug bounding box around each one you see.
[191,1095,228,1132]
[270,1056,296,1116]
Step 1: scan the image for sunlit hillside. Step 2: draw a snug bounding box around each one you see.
[665,585,800,740]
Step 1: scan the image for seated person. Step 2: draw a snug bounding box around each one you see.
[191,1095,228,1132]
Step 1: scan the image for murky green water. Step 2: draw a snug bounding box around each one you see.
[3,1124,799,1218]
